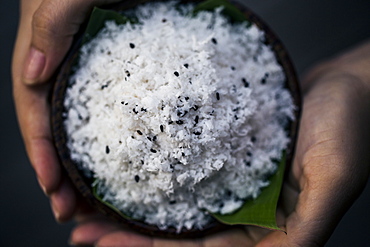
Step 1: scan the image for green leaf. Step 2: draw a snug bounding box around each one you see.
[92,181,134,220]
[82,7,132,45]
[192,0,247,23]
[211,153,286,231]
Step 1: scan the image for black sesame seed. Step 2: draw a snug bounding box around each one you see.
[251,136,256,142]
[150,148,157,153]
[133,108,138,114]
[261,78,266,84]
[231,66,236,71]
[129,43,135,49]
[216,92,220,100]
[162,18,167,23]
[189,80,192,84]
[153,136,157,141]
[271,158,279,163]
[176,120,184,125]
[247,151,252,156]
[168,120,173,124]
[121,101,125,104]
[211,38,218,44]
[105,145,110,154]
[231,84,237,93]
[245,161,251,167]
[141,108,147,112]
[184,63,189,68]
[194,115,199,124]
[242,78,249,87]
[185,96,189,101]
[174,71,179,77]
[182,152,185,157]
[169,200,177,204]
[147,137,152,141]
[193,131,201,135]
[177,110,188,117]
[141,160,144,165]
[134,175,140,182]
[137,130,143,135]
[234,115,239,120]
[192,105,199,111]
[131,136,135,139]
[160,125,164,132]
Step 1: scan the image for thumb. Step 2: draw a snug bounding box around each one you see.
[22,0,120,85]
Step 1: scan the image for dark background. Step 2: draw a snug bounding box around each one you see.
[1,0,369,246]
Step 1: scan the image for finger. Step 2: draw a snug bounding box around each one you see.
[96,231,153,247]
[70,219,120,246]
[49,178,77,222]
[22,0,121,85]
[204,228,256,247]
[97,228,256,247]
[13,82,62,194]
[153,238,201,247]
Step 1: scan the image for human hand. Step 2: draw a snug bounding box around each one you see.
[13,0,370,245]
[69,42,370,246]
[12,0,121,222]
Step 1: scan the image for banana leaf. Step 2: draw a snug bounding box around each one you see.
[192,0,247,23]
[211,154,286,231]
[82,7,132,45]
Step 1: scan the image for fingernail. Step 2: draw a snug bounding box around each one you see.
[37,177,47,194]
[23,47,45,84]
[51,200,61,222]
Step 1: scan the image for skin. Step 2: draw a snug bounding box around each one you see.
[12,0,370,246]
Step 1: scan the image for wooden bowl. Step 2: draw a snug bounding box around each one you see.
[51,0,301,238]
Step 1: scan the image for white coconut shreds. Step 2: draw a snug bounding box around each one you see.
[63,1,295,232]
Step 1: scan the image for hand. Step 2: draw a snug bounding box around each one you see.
[12,0,120,222]
[12,0,370,245]
[70,42,370,246]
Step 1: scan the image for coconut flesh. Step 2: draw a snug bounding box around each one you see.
[63,2,295,232]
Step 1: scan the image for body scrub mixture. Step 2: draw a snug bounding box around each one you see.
[64,2,295,232]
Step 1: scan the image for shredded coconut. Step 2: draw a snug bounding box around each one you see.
[64,2,295,232]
